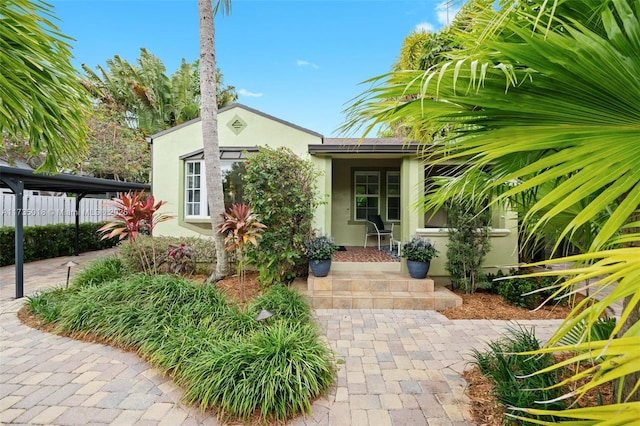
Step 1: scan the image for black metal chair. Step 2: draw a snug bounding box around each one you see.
[364,214,394,250]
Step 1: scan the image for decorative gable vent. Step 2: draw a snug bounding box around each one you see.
[227,115,247,135]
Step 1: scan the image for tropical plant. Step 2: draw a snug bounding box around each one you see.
[168,243,194,276]
[99,191,173,274]
[199,0,232,282]
[243,146,322,285]
[401,236,439,263]
[81,48,237,135]
[217,203,266,300]
[0,0,90,172]
[343,0,640,417]
[305,235,338,262]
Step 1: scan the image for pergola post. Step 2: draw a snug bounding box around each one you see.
[1,177,25,299]
[74,193,87,256]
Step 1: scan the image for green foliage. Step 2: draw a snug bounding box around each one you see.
[71,256,124,289]
[485,269,569,310]
[445,200,491,294]
[0,222,118,266]
[0,0,90,172]
[472,327,566,424]
[81,48,237,135]
[27,270,334,422]
[27,287,71,324]
[78,103,150,182]
[304,235,338,262]
[401,236,439,262]
[244,147,322,285]
[118,236,216,275]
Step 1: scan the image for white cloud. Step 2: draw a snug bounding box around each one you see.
[296,59,319,69]
[436,1,461,26]
[415,22,435,33]
[238,89,264,98]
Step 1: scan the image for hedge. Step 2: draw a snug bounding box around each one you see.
[0,222,118,266]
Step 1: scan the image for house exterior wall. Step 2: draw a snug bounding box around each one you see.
[150,105,519,279]
[151,106,322,238]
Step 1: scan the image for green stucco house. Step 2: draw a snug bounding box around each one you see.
[149,103,518,280]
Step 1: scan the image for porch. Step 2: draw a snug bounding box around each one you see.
[293,246,462,311]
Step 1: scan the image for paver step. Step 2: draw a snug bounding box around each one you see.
[293,271,462,311]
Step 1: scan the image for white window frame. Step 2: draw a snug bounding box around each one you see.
[354,171,380,221]
[386,171,400,221]
[185,160,208,218]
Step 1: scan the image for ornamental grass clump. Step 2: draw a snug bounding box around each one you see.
[401,236,439,263]
[305,235,338,262]
[26,259,335,423]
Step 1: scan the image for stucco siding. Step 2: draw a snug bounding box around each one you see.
[151,106,322,238]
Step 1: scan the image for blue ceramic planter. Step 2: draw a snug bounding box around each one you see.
[407,260,430,279]
[310,259,331,277]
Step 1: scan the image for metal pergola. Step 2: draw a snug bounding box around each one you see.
[0,166,149,299]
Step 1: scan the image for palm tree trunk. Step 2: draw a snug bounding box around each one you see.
[198,0,228,281]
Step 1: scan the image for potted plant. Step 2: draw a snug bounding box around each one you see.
[402,236,439,279]
[305,235,338,277]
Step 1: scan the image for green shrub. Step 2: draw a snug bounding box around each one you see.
[472,327,565,424]
[29,269,335,423]
[179,321,335,422]
[486,268,569,309]
[118,236,216,274]
[243,146,322,285]
[0,222,118,266]
[445,199,491,293]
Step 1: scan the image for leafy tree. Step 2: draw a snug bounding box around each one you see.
[343,0,640,417]
[0,0,90,172]
[79,104,150,182]
[199,0,231,281]
[81,48,237,135]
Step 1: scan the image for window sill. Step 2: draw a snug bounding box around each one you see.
[416,227,511,237]
[184,217,211,223]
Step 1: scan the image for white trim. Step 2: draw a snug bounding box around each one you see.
[184,160,209,219]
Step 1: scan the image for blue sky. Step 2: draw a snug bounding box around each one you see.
[51,0,458,136]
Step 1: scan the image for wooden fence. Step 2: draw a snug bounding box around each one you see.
[1,194,116,227]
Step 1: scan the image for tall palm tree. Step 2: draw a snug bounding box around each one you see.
[199,0,231,281]
[81,48,237,135]
[344,0,640,419]
[1,0,90,172]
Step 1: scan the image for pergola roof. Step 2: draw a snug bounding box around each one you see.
[1,166,150,300]
[0,166,149,194]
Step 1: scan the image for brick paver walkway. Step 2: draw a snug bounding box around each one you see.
[1,250,565,425]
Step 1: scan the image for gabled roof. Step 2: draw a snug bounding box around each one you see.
[149,103,324,140]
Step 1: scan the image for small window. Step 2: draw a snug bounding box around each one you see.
[387,172,400,221]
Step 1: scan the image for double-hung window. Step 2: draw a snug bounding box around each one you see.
[185,161,207,217]
[354,171,380,220]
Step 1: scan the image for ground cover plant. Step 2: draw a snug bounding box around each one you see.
[26,257,335,423]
